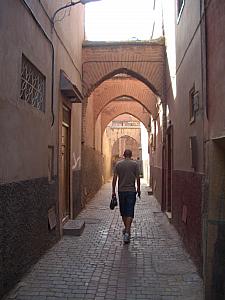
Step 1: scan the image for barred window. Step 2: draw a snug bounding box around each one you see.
[20,55,45,112]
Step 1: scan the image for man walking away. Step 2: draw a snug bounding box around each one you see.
[112,149,141,244]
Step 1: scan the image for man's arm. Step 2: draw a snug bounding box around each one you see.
[112,173,117,196]
[136,163,141,197]
[137,176,141,197]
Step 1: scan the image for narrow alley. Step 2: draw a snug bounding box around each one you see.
[5,181,203,300]
[1,1,225,299]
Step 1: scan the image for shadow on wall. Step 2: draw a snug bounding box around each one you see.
[81,146,104,205]
[209,138,225,300]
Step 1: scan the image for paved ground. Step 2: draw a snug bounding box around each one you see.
[5,181,203,300]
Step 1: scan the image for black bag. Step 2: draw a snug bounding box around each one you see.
[110,195,118,210]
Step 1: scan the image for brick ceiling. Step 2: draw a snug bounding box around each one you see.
[82,40,165,138]
[82,40,165,98]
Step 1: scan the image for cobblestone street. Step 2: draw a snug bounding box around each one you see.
[5,181,203,300]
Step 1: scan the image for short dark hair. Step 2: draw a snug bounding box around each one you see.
[123,149,132,158]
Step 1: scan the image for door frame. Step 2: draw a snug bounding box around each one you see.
[60,104,71,224]
[165,124,173,216]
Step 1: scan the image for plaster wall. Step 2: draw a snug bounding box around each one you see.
[0,2,59,296]
[71,104,82,171]
[159,0,204,272]
[206,0,225,139]
[141,123,150,183]
[174,29,204,173]
[108,127,141,150]
[84,94,95,147]
[176,0,201,70]
[71,103,82,217]
[0,0,53,183]
[162,0,177,103]
[0,1,85,297]
[34,0,85,223]
[204,139,225,299]
[102,130,112,181]
[81,146,104,204]
[150,115,163,204]
[112,136,140,160]
[204,1,225,298]
[40,0,84,90]
[95,113,102,152]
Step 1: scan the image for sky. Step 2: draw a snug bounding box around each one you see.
[85,0,155,41]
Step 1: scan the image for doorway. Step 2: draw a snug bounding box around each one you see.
[61,106,71,222]
[165,125,173,215]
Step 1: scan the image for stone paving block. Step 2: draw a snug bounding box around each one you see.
[4,182,203,300]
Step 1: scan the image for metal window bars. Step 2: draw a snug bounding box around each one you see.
[20,55,45,112]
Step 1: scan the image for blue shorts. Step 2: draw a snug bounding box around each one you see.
[118,191,136,218]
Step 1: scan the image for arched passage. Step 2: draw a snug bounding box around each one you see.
[100,102,150,136]
[97,94,152,121]
[82,40,165,98]
[81,42,165,206]
[112,135,140,165]
[102,114,143,180]
[93,77,158,122]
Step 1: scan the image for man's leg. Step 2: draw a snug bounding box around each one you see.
[122,216,133,234]
[119,192,135,238]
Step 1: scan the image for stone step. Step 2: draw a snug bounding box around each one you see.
[147,188,153,195]
[63,219,85,236]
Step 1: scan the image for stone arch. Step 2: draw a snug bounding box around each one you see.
[97,94,151,120]
[82,40,165,98]
[112,135,140,160]
[85,67,160,97]
[92,77,158,122]
[99,102,150,135]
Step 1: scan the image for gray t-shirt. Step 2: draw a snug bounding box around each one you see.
[115,158,139,192]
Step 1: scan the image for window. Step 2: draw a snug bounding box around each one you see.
[20,55,46,112]
[189,85,199,124]
[177,0,185,21]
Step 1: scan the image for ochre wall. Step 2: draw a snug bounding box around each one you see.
[160,0,204,273]
[0,0,85,297]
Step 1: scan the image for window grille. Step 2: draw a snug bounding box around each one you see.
[20,55,45,112]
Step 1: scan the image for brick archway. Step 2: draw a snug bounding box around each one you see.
[82,40,165,99]
[93,77,158,122]
[99,101,150,135]
[112,135,140,160]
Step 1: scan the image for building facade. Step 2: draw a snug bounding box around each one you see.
[0,0,84,296]
[161,0,204,273]
[152,0,225,298]
[204,0,225,298]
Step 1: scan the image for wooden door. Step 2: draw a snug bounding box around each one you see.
[61,106,70,221]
